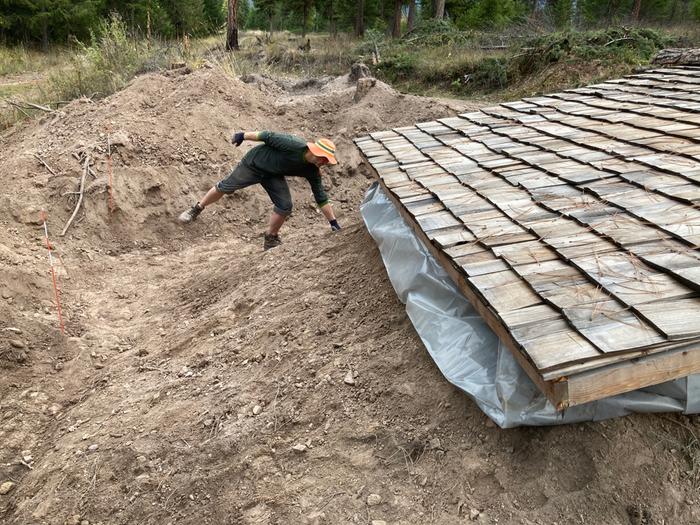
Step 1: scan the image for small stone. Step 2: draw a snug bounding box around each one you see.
[343,370,355,386]
[371,521,387,525]
[366,493,382,506]
[87,444,99,452]
[292,444,307,453]
[81,520,90,525]
[9,339,25,349]
[305,510,326,525]
[429,437,441,450]
[252,405,263,415]
[0,481,15,495]
[470,508,480,520]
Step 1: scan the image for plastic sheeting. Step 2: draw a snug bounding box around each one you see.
[360,182,700,427]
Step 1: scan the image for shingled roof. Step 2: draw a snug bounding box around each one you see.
[355,64,700,410]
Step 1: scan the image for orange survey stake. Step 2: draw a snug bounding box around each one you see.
[40,210,65,335]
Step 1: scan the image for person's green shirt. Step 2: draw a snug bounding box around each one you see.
[242,131,329,207]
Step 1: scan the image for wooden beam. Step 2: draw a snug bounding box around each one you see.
[565,341,700,406]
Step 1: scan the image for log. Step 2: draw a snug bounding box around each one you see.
[652,48,700,66]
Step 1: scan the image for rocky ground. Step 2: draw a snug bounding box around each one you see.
[1,64,700,525]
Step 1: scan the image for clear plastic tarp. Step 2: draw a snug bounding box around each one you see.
[361,182,700,427]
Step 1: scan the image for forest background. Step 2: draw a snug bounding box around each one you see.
[1,0,700,130]
[3,0,700,48]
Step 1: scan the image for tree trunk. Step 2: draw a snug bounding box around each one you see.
[407,0,416,32]
[329,0,337,37]
[391,0,402,38]
[631,0,641,20]
[302,0,308,38]
[669,0,678,20]
[355,0,365,37]
[41,17,48,52]
[226,0,239,50]
[434,0,445,19]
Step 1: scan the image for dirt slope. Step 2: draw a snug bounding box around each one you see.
[1,65,699,525]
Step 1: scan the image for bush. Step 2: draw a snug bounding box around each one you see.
[513,27,674,75]
[376,50,417,81]
[401,19,473,46]
[48,14,173,100]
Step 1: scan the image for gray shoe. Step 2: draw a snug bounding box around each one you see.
[263,233,282,251]
[178,203,203,224]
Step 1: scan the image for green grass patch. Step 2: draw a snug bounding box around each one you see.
[0,83,36,98]
[0,45,69,76]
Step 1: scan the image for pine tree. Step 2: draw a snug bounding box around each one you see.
[226,0,238,50]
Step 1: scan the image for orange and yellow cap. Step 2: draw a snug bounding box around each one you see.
[307,138,337,165]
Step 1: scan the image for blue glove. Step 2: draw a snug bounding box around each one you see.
[232,132,245,147]
[330,219,341,232]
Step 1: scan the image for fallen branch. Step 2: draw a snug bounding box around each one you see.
[6,101,31,119]
[604,37,634,47]
[60,155,90,237]
[20,100,55,113]
[33,154,59,176]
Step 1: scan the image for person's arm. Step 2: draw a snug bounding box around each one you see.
[257,131,306,152]
[232,131,304,150]
[308,173,341,231]
[232,131,263,146]
[321,202,340,231]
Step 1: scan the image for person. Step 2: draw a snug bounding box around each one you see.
[178,130,341,250]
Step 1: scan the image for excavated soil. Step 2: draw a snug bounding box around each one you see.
[1,65,700,525]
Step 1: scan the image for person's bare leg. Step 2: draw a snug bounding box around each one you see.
[266,211,287,236]
[198,186,225,208]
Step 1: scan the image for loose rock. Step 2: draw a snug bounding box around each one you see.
[0,481,16,495]
[366,493,382,506]
[292,444,308,453]
[343,370,356,386]
[253,405,263,415]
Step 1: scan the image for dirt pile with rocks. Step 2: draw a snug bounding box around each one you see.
[1,64,699,525]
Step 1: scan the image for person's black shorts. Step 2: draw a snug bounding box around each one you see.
[216,163,293,216]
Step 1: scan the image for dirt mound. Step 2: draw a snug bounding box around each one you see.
[2,64,697,525]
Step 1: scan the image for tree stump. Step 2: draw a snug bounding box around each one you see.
[354,77,377,102]
[350,62,371,83]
